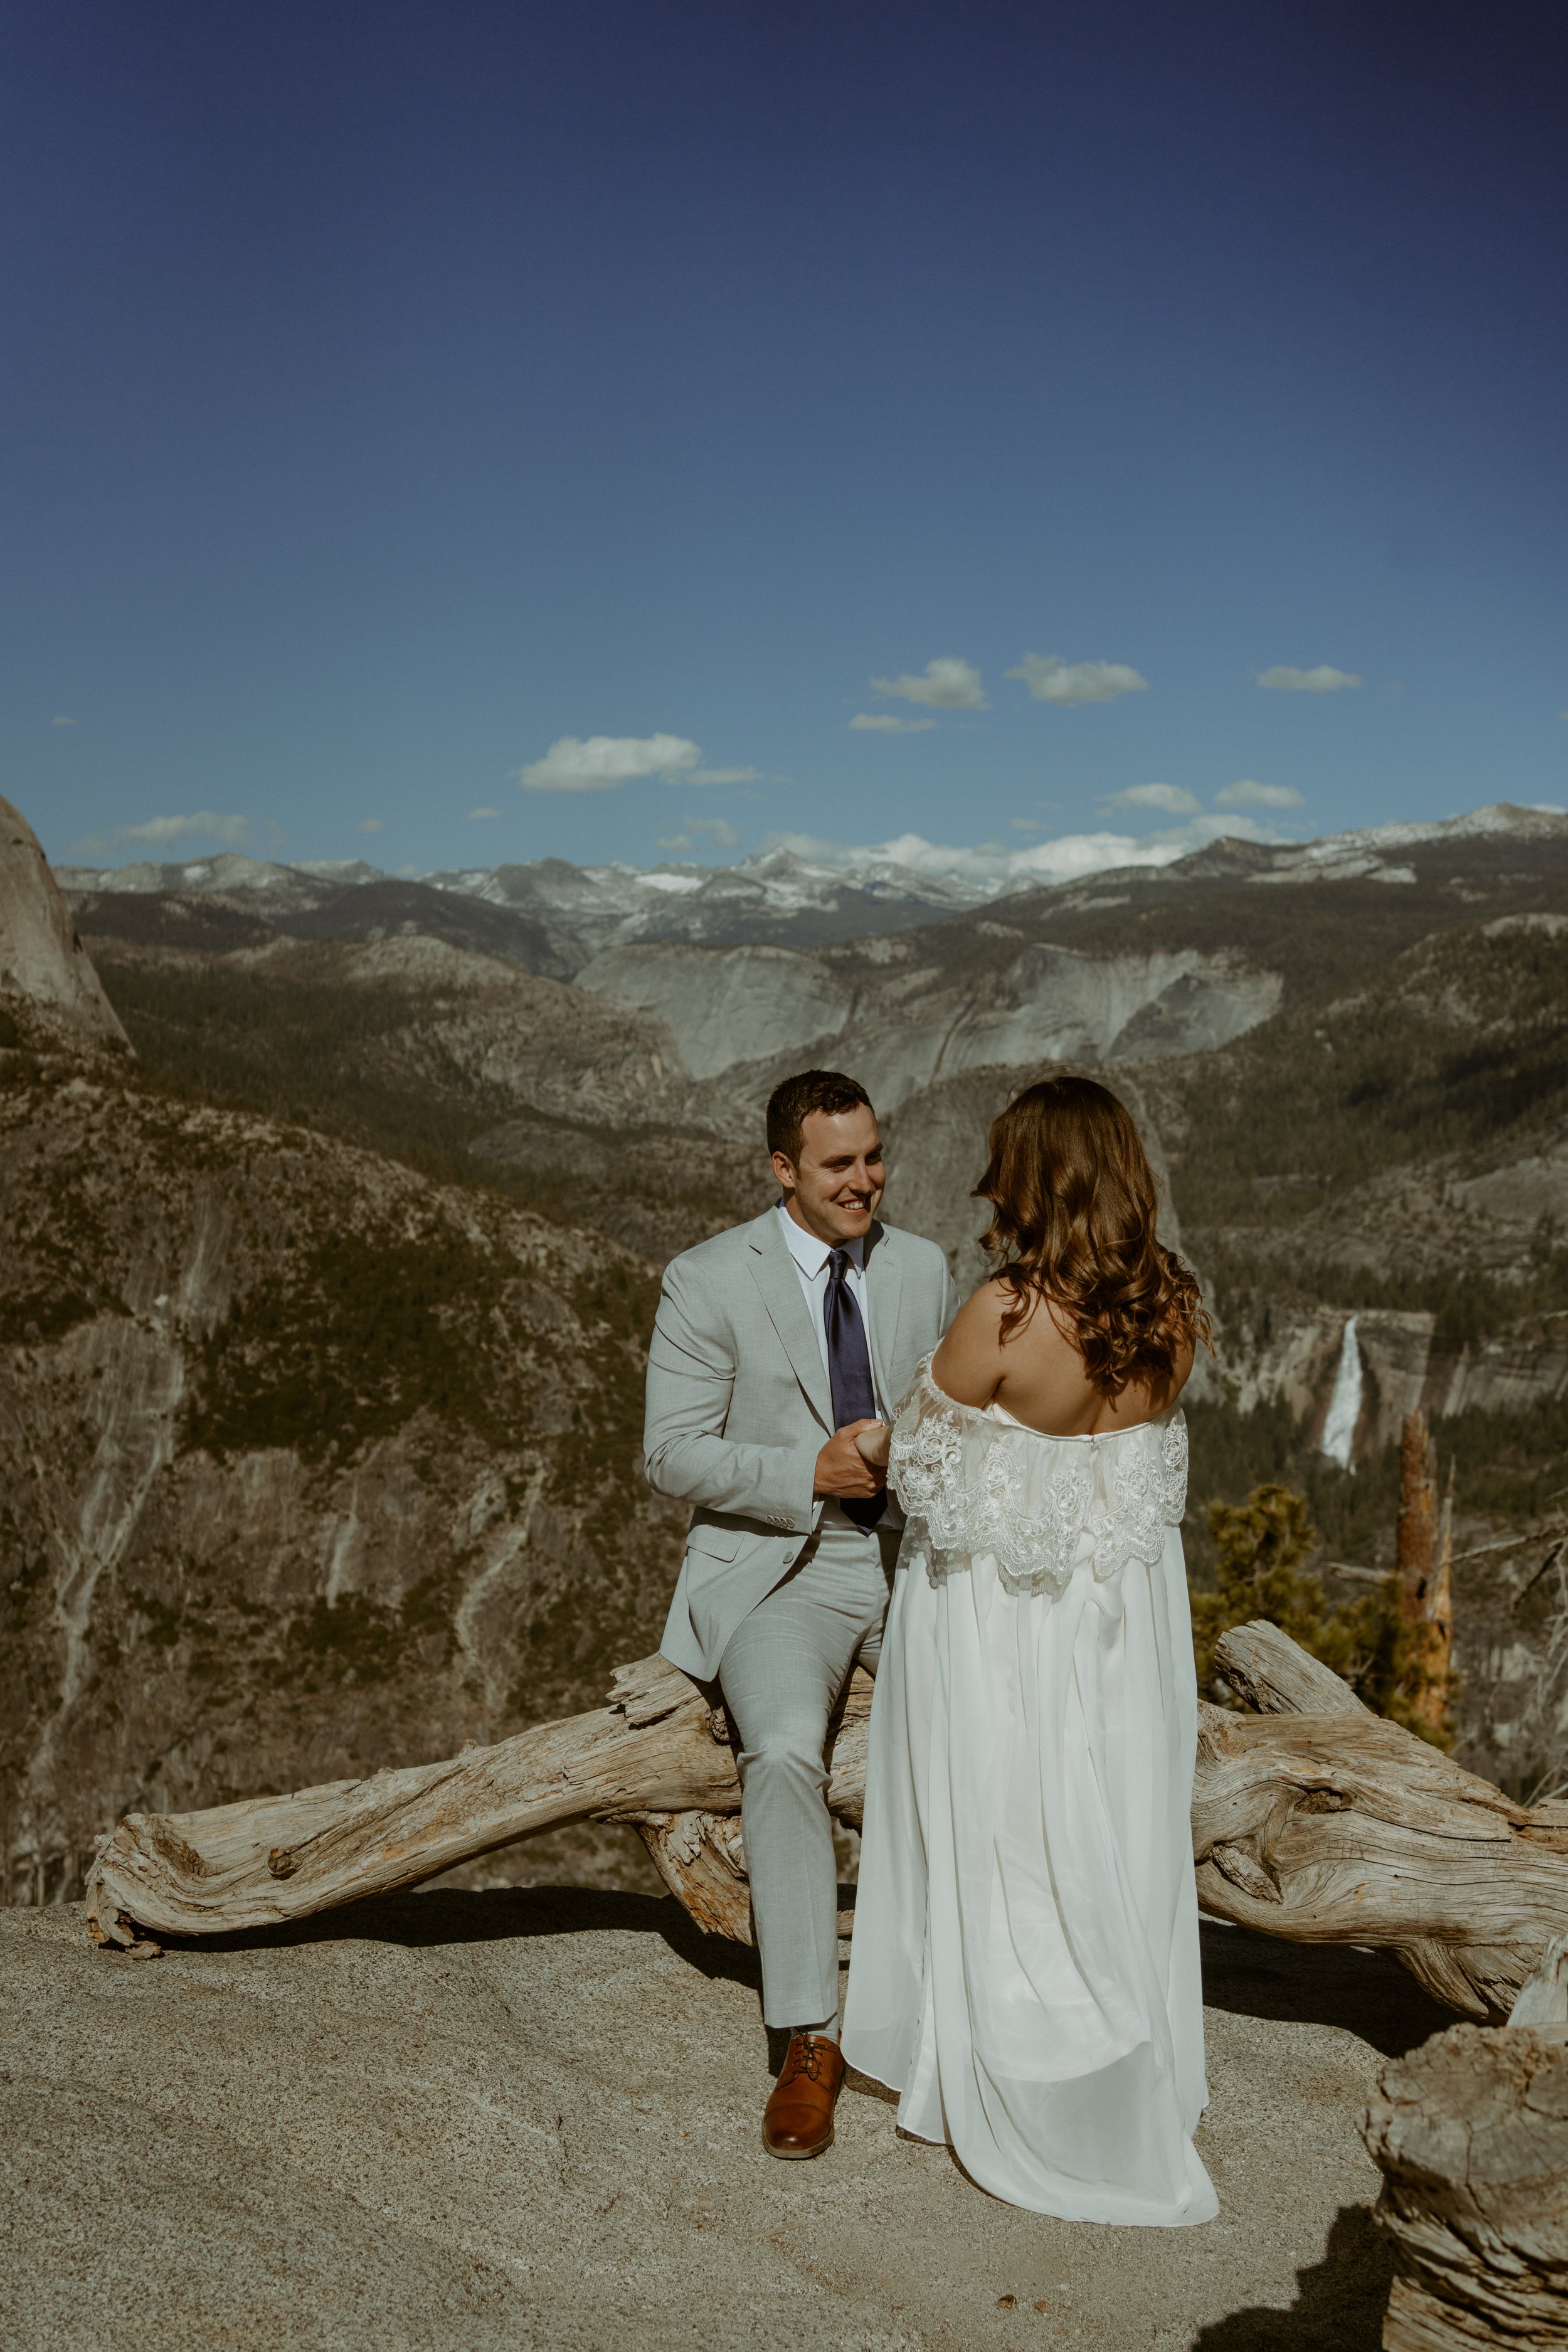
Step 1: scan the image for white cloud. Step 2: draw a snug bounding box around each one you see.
[52,715,76,727]
[868,657,987,710]
[1007,654,1148,705]
[517,733,701,792]
[848,712,936,734]
[117,811,250,846]
[1256,664,1362,693]
[657,834,695,855]
[765,811,1278,895]
[687,765,760,785]
[686,814,739,850]
[1214,778,1306,809]
[467,805,500,820]
[1105,782,1200,815]
[359,818,383,834]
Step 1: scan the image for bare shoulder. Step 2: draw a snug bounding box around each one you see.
[930,1278,1014,1405]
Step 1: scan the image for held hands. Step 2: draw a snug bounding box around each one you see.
[813,1419,887,1498]
[854,1419,891,1470]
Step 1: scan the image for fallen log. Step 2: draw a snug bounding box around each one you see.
[1194,1622,1568,2018]
[85,1653,874,1954]
[87,1654,744,1949]
[1362,1937,1568,2346]
[86,1622,1568,2019]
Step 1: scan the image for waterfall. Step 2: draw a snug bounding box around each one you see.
[1320,1315,1362,1470]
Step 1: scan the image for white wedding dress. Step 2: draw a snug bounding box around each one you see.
[841,1355,1217,2227]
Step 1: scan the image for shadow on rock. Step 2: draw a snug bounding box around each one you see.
[156,1883,765,1995]
[1194,2205,1396,2351]
[1200,1920,1454,2058]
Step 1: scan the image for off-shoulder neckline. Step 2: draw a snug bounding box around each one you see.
[916,1357,1181,1444]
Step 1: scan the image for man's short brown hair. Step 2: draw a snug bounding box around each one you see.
[766,1069,874,1166]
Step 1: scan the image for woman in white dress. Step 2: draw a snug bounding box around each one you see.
[842,1076,1217,2226]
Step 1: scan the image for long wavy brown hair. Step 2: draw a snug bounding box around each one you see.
[975,1074,1210,1399]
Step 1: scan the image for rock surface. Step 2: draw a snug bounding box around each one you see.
[575,934,1283,1095]
[1,1899,1451,2351]
[0,795,128,1043]
[0,1023,688,1909]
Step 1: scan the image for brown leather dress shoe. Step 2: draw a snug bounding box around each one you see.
[761,2033,845,2159]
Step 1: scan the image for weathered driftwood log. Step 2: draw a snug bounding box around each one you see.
[1362,1937,1568,2347]
[85,1653,873,1954]
[86,1654,741,1949]
[1196,1622,1568,2020]
[1212,1616,1373,1719]
[87,1621,1568,2019]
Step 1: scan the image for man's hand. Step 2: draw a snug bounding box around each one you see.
[813,1421,884,1498]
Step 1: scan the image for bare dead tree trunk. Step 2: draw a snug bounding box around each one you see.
[1399,1409,1438,1623]
[1397,1409,1454,1746]
[86,1653,742,1950]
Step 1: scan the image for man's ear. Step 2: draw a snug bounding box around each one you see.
[771,1150,798,1191]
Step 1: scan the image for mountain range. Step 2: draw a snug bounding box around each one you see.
[56,798,1567,970]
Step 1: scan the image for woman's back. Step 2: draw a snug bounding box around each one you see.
[934,1272,1195,1438]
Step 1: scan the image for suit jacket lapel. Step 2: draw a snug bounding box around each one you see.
[864,1221,906,1411]
[746,1212,833,1430]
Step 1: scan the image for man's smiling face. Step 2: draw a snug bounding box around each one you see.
[774,1103,886,1245]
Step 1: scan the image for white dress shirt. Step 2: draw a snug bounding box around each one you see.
[775,1203,901,1533]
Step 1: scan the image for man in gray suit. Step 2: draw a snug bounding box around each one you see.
[644,1068,957,2159]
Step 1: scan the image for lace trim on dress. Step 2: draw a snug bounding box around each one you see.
[887,1352,1189,1599]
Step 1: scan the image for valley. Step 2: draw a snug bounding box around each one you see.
[6,798,1568,1915]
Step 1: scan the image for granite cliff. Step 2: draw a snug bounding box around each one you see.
[0,842,692,1907]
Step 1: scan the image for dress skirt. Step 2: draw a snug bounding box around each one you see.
[842,1508,1217,2227]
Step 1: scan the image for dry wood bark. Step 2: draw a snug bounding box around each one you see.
[84,1653,874,1953]
[1362,2008,1568,2345]
[1397,1411,1456,1745]
[87,1654,738,1948]
[87,1622,1568,2020]
[1195,1621,1568,2019]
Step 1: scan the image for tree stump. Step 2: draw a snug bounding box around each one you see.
[1362,2022,1568,2346]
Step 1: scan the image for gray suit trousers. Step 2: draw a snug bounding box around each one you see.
[718,1516,898,2032]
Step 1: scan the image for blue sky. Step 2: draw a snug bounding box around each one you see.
[6,1,1567,884]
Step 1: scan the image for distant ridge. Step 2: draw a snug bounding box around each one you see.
[54,800,1568,960]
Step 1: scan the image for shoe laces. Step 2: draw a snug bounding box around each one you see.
[781,2035,835,2087]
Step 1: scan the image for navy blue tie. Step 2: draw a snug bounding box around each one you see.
[825,1249,885,1529]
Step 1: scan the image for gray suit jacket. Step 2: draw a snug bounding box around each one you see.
[644,1208,958,1680]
